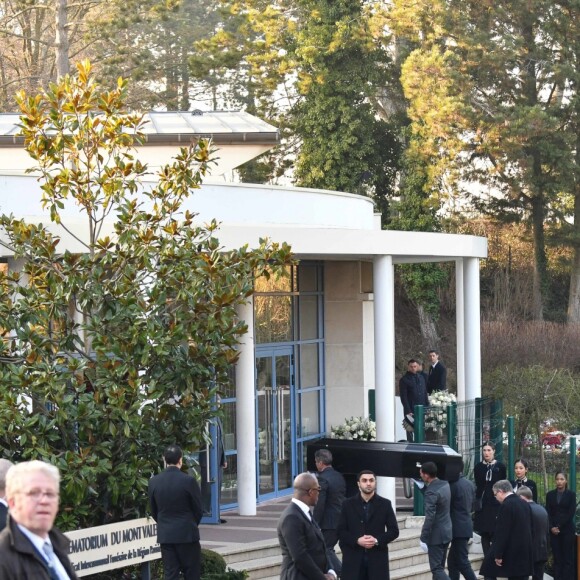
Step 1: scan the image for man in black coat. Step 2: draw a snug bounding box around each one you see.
[337,470,399,580]
[0,459,13,532]
[479,480,533,580]
[399,359,429,442]
[516,486,549,580]
[148,445,203,580]
[447,465,477,580]
[277,472,337,580]
[426,350,447,395]
[313,449,346,576]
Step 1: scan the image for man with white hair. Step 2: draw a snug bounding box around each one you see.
[0,458,13,532]
[0,460,78,579]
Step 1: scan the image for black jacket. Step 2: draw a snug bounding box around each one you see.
[511,478,538,503]
[312,467,346,531]
[450,475,474,539]
[0,517,79,579]
[528,501,549,563]
[427,362,447,394]
[399,372,429,416]
[473,460,506,534]
[338,493,399,580]
[277,502,329,580]
[148,465,203,544]
[545,488,576,534]
[0,503,7,532]
[480,493,533,578]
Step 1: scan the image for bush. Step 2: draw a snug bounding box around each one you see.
[204,571,248,580]
[201,549,227,576]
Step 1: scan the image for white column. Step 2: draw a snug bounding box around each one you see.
[455,259,465,402]
[235,297,257,516]
[463,258,482,400]
[373,255,396,505]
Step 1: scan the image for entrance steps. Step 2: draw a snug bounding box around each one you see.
[218,516,484,580]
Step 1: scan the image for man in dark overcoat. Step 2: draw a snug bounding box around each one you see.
[313,449,346,576]
[479,479,533,580]
[399,359,429,442]
[277,472,336,580]
[337,470,399,579]
[447,465,477,580]
[148,445,203,580]
[516,486,548,580]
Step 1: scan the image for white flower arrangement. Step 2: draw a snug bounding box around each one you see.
[330,416,377,441]
[425,390,457,432]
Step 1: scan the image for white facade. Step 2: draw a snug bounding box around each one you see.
[0,112,487,512]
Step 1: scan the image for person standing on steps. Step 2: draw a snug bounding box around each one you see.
[399,359,429,442]
[338,470,399,580]
[148,445,203,580]
[447,460,477,580]
[419,462,452,580]
[426,350,447,395]
[277,472,337,580]
[313,449,346,577]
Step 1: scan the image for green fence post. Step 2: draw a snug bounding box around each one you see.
[569,436,577,495]
[507,416,515,482]
[490,399,504,463]
[447,403,457,451]
[474,397,483,472]
[414,404,425,516]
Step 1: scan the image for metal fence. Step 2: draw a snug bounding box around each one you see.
[414,397,579,506]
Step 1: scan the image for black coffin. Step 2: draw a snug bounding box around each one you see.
[306,438,463,482]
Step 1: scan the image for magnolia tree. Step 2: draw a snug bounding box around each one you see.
[0,61,292,530]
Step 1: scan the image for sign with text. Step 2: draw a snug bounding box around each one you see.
[65,518,160,577]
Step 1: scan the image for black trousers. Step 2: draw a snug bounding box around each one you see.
[447,537,477,580]
[550,530,575,580]
[161,541,201,580]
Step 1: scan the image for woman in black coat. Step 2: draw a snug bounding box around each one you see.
[473,442,507,560]
[546,471,576,580]
[510,458,538,502]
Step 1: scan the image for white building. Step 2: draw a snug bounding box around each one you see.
[0,111,486,517]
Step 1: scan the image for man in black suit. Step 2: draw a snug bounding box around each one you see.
[0,458,13,532]
[337,470,399,579]
[399,359,429,442]
[427,350,447,395]
[479,480,533,580]
[447,463,477,580]
[313,449,346,576]
[516,486,549,580]
[148,445,203,580]
[277,472,337,580]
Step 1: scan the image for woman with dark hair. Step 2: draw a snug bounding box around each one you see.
[546,472,576,580]
[511,458,538,502]
[473,441,507,571]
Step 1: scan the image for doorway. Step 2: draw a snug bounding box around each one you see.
[256,348,295,500]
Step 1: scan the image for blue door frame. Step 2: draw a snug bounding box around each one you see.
[255,347,295,502]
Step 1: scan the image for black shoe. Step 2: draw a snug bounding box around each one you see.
[220,519,227,523]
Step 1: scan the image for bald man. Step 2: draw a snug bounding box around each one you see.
[277,472,337,580]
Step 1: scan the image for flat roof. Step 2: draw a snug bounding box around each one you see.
[0,111,279,147]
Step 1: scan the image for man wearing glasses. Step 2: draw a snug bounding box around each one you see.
[277,472,337,579]
[0,460,78,579]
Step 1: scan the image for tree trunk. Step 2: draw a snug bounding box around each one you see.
[55,0,70,78]
[417,304,440,352]
[567,130,580,322]
[531,191,547,320]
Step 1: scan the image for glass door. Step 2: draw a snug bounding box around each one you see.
[256,348,294,499]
